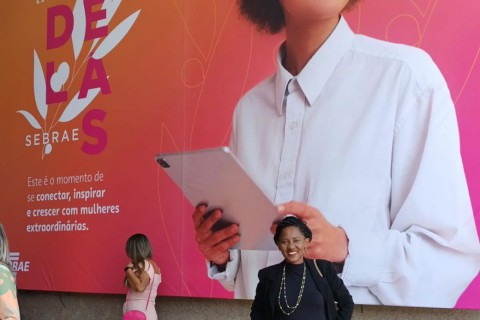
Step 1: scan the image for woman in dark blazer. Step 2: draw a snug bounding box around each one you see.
[251,216,353,320]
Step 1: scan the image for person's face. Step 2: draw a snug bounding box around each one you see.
[279,0,350,23]
[277,226,310,264]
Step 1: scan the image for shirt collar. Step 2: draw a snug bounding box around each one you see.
[274,16,355,115]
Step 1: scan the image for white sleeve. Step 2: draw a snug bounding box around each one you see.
[206,249,240,292]
[341,59,480,307]
[202,101,242,292]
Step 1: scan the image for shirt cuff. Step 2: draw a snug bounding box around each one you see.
[340,225,386,287]
[207,249,240,281]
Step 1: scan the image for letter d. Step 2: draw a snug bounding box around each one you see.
[47,5,74,50]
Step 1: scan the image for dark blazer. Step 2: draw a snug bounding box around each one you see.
[250,259,354,320]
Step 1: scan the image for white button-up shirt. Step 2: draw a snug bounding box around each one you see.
[208,17,480,307]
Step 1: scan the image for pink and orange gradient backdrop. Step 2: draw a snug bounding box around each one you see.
[0,0,479,308]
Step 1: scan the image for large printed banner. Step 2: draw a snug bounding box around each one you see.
[1,0,479,309]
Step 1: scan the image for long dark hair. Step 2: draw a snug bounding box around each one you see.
[124,233,153,285]
[0,224,13,276]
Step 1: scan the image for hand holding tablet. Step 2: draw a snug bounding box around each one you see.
[156,147,281,250]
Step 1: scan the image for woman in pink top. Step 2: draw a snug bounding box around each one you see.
[123,234,161,320]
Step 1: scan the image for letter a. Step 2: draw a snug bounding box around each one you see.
[79,58,111,99]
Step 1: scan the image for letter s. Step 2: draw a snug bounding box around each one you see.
[81,109,107,155]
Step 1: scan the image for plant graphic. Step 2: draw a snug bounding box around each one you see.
[17,0,140,159]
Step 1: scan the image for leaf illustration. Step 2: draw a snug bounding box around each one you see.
[58,87,101,122]
[17,110,42,129]
[92,10,140,60]
[44,143,52,155]
[89,0,122,54]
[50,62,70,92]
[99,0,122,28]
[72,0,86,60]
[33,50,47,120]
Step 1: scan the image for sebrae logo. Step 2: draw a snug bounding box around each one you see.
[10,252,30,277]
[17,0,140,158]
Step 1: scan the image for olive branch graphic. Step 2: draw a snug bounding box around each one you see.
[17,0,140,158]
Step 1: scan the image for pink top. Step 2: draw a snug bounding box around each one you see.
[124,260,161,320]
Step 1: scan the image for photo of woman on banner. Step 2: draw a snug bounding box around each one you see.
[192,0,480,307]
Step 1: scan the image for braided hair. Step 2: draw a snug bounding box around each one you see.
[274,216,312,244]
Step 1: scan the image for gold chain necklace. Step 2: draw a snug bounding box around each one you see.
[277,261,306,316]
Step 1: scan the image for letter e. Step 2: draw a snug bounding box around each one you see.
[84,0,108,40]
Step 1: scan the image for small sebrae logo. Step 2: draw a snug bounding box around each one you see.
[10,252,30,276]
